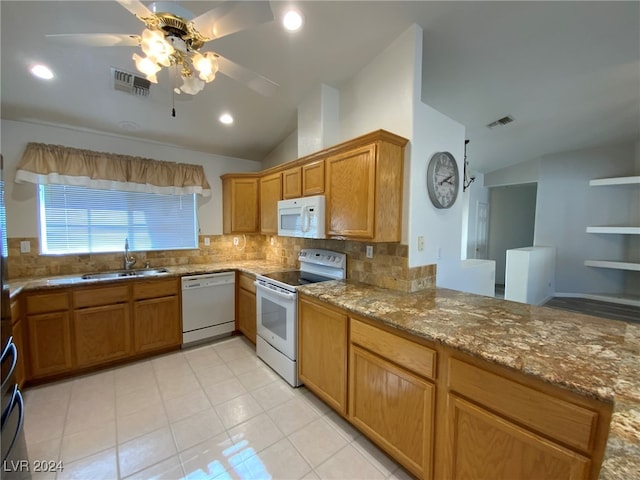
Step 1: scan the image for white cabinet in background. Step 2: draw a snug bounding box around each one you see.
[505,246,555,305]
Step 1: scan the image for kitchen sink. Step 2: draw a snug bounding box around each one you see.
[81,267,169,280]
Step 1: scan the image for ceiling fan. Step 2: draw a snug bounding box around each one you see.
[47,0,280,97]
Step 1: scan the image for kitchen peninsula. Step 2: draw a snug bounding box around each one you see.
[8,265,638,480]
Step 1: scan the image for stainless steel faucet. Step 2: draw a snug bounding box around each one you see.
[124,238,136,270]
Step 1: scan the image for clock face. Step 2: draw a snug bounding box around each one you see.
[426,152,459,209]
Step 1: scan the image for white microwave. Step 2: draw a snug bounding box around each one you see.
[277,195,326,239]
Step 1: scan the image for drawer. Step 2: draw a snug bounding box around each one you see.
[133,278,179,300]
[448,358,598,454]
[238,273,256,293]
[350,317,436,380]
[74,285,129,308]
[25,291,70,314]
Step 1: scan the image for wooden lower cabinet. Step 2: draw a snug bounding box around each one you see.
[297,294,611,480]
[27,311,73,378]
[237,273,256,344]
[10,300,26,388]
[446,395,590,480]
[21,278,181,383]
[133,295,181,353]
[74,304,131,368]
[349,345,435,479]
[298,296,348,415]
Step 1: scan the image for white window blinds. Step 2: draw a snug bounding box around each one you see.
[39,184,198,254]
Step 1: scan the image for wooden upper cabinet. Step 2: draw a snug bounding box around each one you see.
[221,174,259,234]
[302,160,325,196]
[326,144,377,239]
[260,172,282,234]
[282,166,302,199]
[325,133,406,241]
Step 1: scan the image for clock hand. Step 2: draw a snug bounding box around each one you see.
[438,175,453,186]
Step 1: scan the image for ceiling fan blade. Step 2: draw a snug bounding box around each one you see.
[191,1,274,41]
[215,54,279,97]
[116,0,153,20]
[46,33,140,47]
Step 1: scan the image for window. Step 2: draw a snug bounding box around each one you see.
[38,184,198,254]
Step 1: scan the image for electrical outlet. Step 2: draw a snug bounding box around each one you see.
[204,237,210,246]
[233,237,239,246]
[20,241,30,253]
[270,236,275,246]
[366,245,373,258]
[417,236,424,252]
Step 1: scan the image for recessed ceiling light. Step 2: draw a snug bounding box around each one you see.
[282,9,303,31]
[30,64,54,80]
[219,113,234,125]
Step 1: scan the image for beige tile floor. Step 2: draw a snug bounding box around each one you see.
[23,336,413,480]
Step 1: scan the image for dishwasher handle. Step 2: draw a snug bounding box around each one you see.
[182,273,235,290]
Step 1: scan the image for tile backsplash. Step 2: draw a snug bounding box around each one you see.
[7,235,436,293]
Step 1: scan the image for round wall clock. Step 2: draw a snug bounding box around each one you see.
[426,151,459,209]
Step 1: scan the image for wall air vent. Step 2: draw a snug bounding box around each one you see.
[486,115,514,129]
[111,67,151,97]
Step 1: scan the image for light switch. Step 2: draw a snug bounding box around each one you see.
[20,241,31,253]
[366,245,373,258]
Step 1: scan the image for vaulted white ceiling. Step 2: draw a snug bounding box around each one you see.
[1,1,638,173]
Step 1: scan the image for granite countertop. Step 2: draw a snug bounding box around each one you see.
[7,260,288,298]
[11,268,638,478]
[297,280,639,480]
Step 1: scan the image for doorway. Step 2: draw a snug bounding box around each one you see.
[487,184,538,290]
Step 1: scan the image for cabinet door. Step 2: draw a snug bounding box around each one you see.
[302,160,324,196]
[237,287,256,344]
[326,145,376,238]
[133,295,181,353]
[349,345,434,479]
[74,303,131,368]
[27,311,73,378]
[223,176,259,234]
[10,301,26,387]
[446,395,590,480]
[298,297,348,415]
[260,172,282,234]
[283,166,302,199]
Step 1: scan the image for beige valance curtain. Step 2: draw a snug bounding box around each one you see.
[15,142,212,197]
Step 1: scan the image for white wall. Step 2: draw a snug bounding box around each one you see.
[261,129,298,170]
[1,120,261,238]
[534,143,637,295]
[297,84,340,157]
[484,157,541,187]
[462,173,490,260]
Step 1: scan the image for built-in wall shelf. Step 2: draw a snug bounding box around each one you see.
[586,226,640,234]
[584,260,640,272]
[589,176,640,186]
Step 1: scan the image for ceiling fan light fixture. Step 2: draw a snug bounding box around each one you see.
[179,75,205,95]
[192,52,218,83]
[132,53,161,83]
[140,28,174,66]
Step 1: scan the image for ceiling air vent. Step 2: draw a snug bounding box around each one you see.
[111,67,151,97]
[486,115,514,129]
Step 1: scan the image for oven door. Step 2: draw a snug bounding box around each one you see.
[255,282,297,360]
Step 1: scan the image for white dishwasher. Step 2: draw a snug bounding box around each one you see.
[182,272,235,346]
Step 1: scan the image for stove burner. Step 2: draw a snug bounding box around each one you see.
[261,270,333,287]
